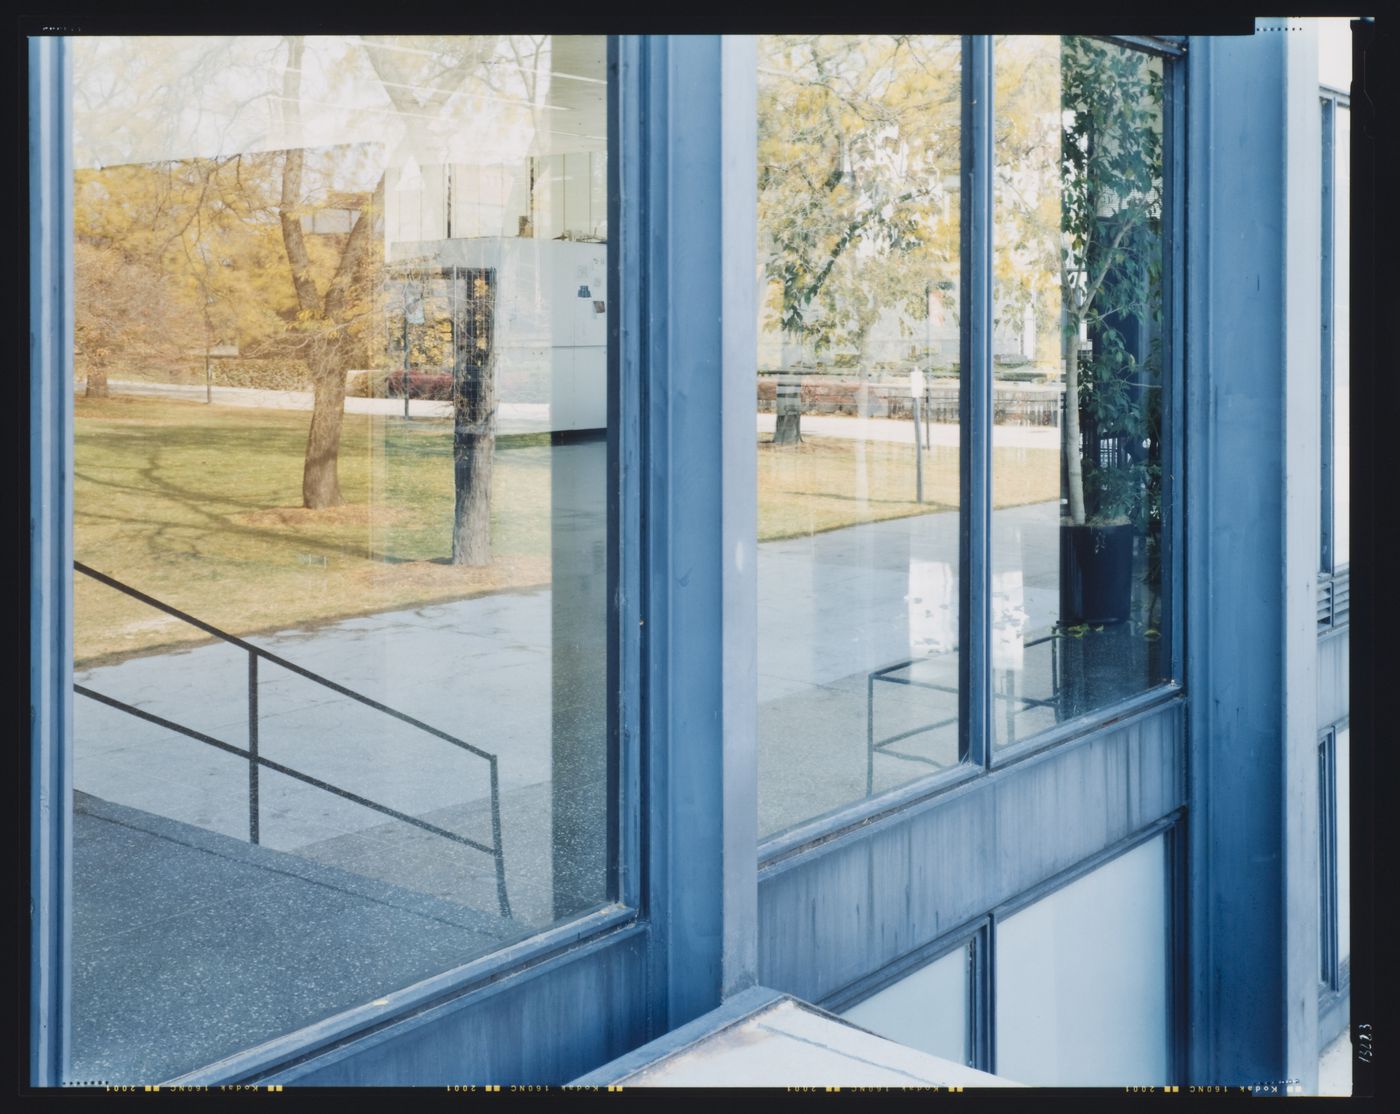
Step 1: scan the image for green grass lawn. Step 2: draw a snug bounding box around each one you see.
[74,395,553,665]
[74,396,1060,664]
[757,433,1058,538]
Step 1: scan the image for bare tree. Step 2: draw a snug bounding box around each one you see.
[74,239,203,397]
[275,36,386,509]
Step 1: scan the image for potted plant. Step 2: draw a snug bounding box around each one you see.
[1058,38,1163,626]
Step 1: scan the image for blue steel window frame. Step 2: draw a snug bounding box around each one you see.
[1317,725,1338,988]
[28,31,655,1087]
[759,32,1186,864]
[29,32,75,1091]
[1319,87,1349,581]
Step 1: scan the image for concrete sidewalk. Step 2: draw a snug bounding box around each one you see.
[102,379,1058,449]
[70,790,523,1084]
[757,410,1060,450]
[74,498,1085,856]
[102,379,552,432]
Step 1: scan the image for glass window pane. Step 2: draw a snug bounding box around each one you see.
[991,37,1168,747]
[839,943,971,1065]
[1319,734,1333,981]
[756,35,963,839]
[70,33,611,1083]
[1333,106,1350,567]
[1336,727,1350,965]
[995,834,1170,1086]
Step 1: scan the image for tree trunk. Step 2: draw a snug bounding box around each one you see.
[773,376,803,445]
[85,365,109,398]
[452,361,494,565]
[1064,328,1086,525]
[303,355,346,509]
[451,268,496,566]
[772,329,804,445]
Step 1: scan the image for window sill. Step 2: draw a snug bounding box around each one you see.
[759,683,1185,871]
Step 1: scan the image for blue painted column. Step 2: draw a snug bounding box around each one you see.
[629,34,759,1033]
[28,33,74,1088]
[1184,23,1322,1089]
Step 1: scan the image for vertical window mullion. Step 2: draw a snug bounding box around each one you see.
[970,919,993,1073]
[959,35,994,769]
[1320,95,1335,576]
[1318,728,1339,989]
[28,32,75,1089]
[607,34,644,913]
[1164,53,1187,685]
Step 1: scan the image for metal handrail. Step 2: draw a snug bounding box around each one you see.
[73,561,512,920]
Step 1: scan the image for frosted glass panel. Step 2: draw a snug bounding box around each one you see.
[995,835,1169,1086]
[1337,728,1350,965]
[840,944,970,1065]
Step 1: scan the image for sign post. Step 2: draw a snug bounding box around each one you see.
[910,366,926,503]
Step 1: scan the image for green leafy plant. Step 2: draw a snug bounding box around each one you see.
[1059,37,1164,533]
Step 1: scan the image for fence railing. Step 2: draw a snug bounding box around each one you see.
[756,372,1065,427]
[73,561,512,919]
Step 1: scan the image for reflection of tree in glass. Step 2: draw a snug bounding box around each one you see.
[1058,37,1163,531]
[993,36,1064,374]
[757,35,961,445]
[276,37,386,508]
[72,34,513,526]
[74,239,203,399]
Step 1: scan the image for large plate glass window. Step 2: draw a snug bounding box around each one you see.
[991,37,1168,746]
[69,33,612,1083]
[755,35,963,838]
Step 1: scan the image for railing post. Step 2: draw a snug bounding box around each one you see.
[866,672,875,798]
[488,756,510,919]
[248,652,259,845]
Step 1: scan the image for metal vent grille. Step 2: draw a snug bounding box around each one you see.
[1332,567,1350,627]
[1318,567,1350,631]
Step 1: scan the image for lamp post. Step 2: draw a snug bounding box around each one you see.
[925,282,934,450]
[401,282,411,420]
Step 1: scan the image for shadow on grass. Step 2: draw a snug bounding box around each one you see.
[75,413,462,567]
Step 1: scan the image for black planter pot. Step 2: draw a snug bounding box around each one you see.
[1059,522,1134,625]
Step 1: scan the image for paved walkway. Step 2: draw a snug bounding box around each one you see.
[756,411,1060,450]
[76,495,1122,853]
[71,790,518,1084]
[104,380,1058,449]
